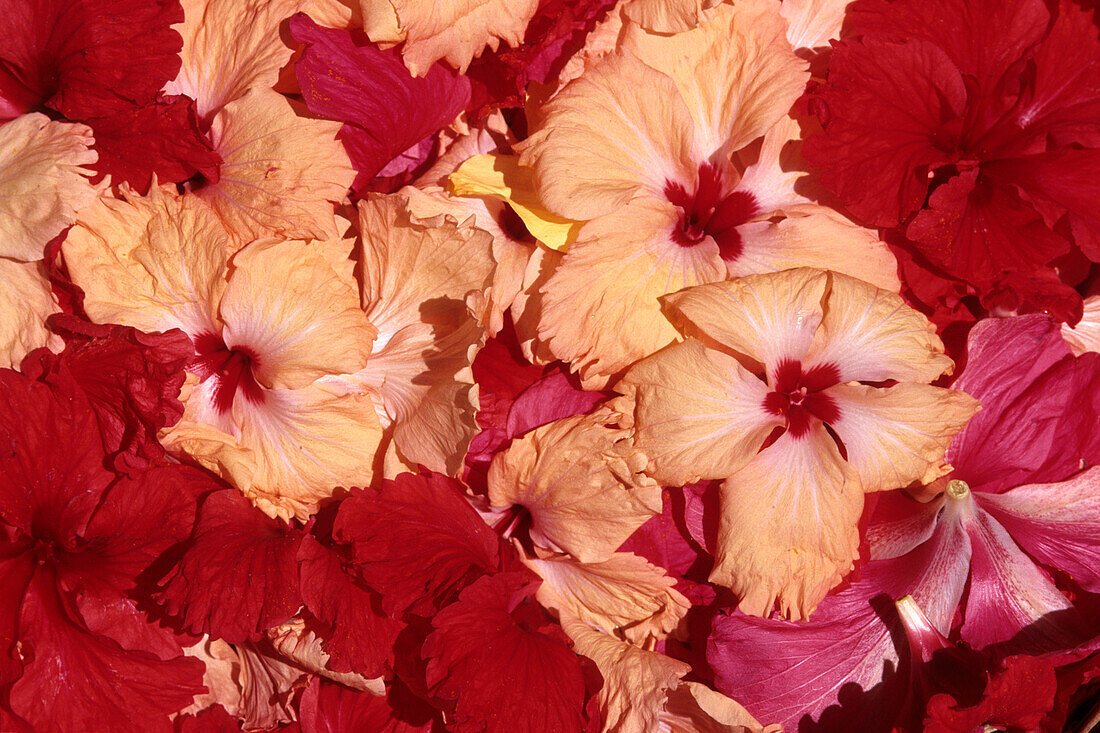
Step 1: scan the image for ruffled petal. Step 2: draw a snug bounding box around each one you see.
[63,185,228,336]
[539,199,726,384]
[805,270,954,383]
[1062,294,1100,355]
[615,338,778,487]
[196,87,354,243]
[0,258,61,368]
[712,428,863,620]
[662,268,827,376]
[779,0,851,50]
[622,0,721,34]
[827,383,979,493]
[0,114,98,261]
[487,411,661,563]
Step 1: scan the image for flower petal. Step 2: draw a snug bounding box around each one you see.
[0,258,61,368]
[711,428,863,620]
[1062,294,1100,356]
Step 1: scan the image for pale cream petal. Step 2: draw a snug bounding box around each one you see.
[523,551,690,644]
[487,410,661,563]
[63,186,228,335]
[1062,293,1100,355]
[623,0,721,34]
[731,117,810,215]
[364,0,540,76]
[0,258,62,368]
[732,209,901,292]
[0,114,98,261]
[539,198,726,385]
[614,339,779,487]
[517,52,696,221]
[623,0,807,158]
[662,268,827,376]
[561,616,690,733]
[219,238,374,390]
[805,271,954,383]
[164,379,383,521]
[780,0,852,50]
[267,619,385,694]
[712,428,863,620]
[197,87,354,244]
[166,0,302,120]
[828,383,980,493]
[662,681,777,733]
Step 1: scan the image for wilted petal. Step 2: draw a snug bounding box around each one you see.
[166,0,300,120]
[827,383,979,493]
[805,270,954,384]
[524,551,690,644]
[662,268,827,376]
[615,338,778,487]
[539,199,726,384]
[63,186,227,336]
[197,87,354,243]
[0,258,61,368]
[712,428,863,620]
[562,616,689,733]
[487,411,661,563]
[0,114,98,260]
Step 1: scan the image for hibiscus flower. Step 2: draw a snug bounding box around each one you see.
[616,268,977,619]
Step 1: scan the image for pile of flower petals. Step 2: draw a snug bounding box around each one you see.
[2,0,1100,731]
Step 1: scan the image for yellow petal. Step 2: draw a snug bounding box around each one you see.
[0,258,62,368]
[622,0,807,157]
[448,154,582,251]
[523,550,690,644]
[487,410,661,563]
[0,114,98,261]
[517,51,696,221]
[63,185,228,336]
[662,268,828,376]
[614,339,779,487]
[165,0,301,120]
[219,237,374,391]
[827,383,979,493]
[363,0,540,76]
[561,616,690,733]
[539,198,726,385]
[197,87,354,244]
[806,271,954,383]
[711,428,863,620]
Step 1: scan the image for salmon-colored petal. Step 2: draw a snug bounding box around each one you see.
[827,383,980,493]
[266,619,385,694]
[523,551,690,644]
[165,0,300,120]
[197,87,354,244]
[732,210,901,292]
[362,0,539,76]
[780,0,852,50]
[730,117,810,215]
[662,681,777,733]
[487,411,661,563]
[303,0,358,27]
[805,271,953,383]
[615,338,778,487]
[0,114,98,261]
[561,616,690,733]
[1061,294,1100,355]
[623,0,721,34]
[219,238,374,391]
[712,428,863,620]
[0,258,62,368]
[662,268,827,376]
[180,638,242,718]
[539,199,726,386]
[623,0,807,157]
[517,52,696,221]
[164,379,382,521]
[63,186,227,336]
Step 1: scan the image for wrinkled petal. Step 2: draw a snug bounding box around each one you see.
[623,0,721,34]
[780,0,851,50]
[0,258,61,368]
[1061,294,1100,356]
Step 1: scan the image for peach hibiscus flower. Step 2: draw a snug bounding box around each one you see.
[63,186,380,521]
[515,0,898,386]
[615,268,979,619]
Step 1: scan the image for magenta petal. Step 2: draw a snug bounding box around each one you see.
[289,14,471,195]
[867,490,943,561]
[977,468,1100,594]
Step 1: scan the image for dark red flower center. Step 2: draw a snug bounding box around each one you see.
[763,359,841,438]
[189,332,265,414]
[663,162,760,261]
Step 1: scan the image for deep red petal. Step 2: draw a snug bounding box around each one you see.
[925,655,1058,733]
[298,677,436,733]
